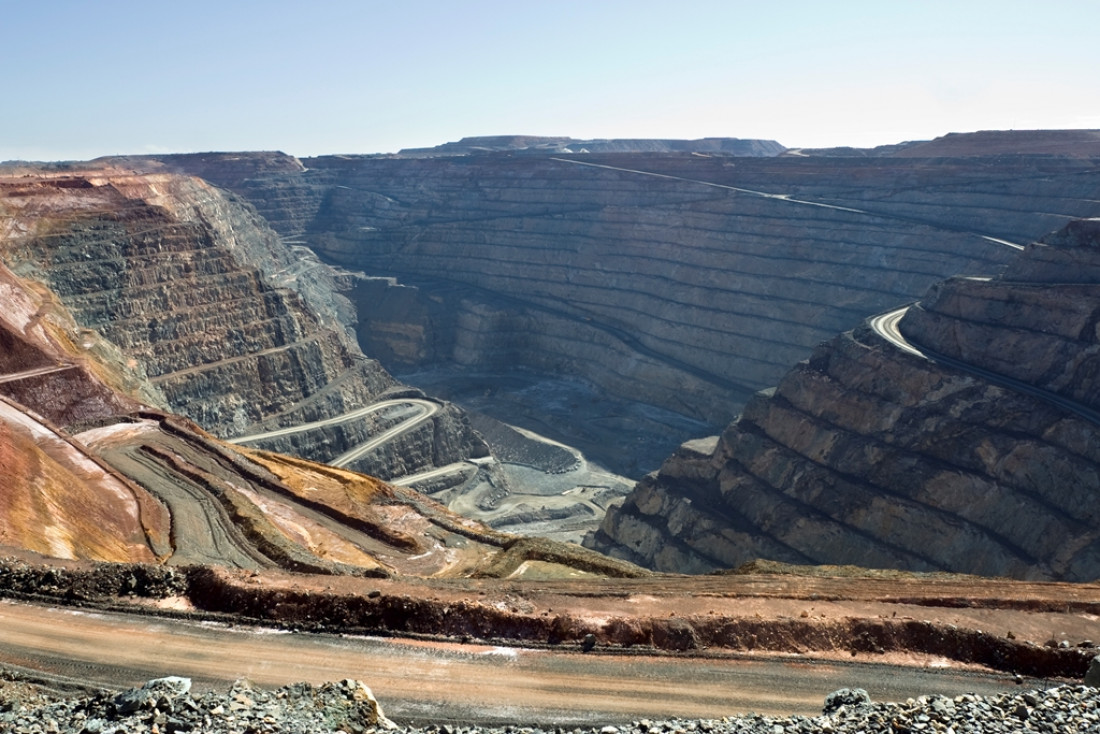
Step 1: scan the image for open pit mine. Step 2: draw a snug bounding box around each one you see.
[2,130,1100,728]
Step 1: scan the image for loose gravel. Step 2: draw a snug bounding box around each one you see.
[2,677,1099,734]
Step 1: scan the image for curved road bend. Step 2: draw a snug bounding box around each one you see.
[330,401,438,468]
[870,306,1100,427]
[227,399,440,469]
[389,461,480,487]
[0,600,1023,724]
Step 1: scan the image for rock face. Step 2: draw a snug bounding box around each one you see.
[0,401,167,564]
[586,219,1100,581]
[901,219,1100,411]
[152,139,1100,432]
[38,136,1099,560]
[0,166,486,480]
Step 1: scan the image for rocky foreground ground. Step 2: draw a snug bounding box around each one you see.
[3,675,1099,734]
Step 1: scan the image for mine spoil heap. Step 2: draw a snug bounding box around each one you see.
[587,218,1100,580]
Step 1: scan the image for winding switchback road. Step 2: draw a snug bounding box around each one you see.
[228,399,440,468]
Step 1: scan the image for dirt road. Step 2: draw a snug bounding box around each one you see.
[0,599,1025,725]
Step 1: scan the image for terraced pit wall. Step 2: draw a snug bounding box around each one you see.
[159,151,1100,428]
[588,219,1100,580]
[0,170,487,480]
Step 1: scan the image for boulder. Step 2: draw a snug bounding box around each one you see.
[823,687,871,714]
[1084,656,1100,686]
[113,676,192,714]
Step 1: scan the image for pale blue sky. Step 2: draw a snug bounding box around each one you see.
[3,0,1098,160]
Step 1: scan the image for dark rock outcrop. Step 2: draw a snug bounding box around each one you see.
[587,219,1100,581]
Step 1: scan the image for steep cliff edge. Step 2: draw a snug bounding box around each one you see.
[0,167,486,481]
[586,219,1100,581]
[116,138,1100,541]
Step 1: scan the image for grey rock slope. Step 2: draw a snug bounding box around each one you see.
[587,219,1100,580]
[151,140,1100,431]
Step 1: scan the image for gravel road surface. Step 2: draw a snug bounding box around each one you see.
[0,600,1028,725]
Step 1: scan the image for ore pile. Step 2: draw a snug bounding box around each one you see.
[0,677,394,734]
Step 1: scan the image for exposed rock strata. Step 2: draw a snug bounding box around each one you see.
[1,165,632,543]
[0,237,637,575]
[0,168,485,480]
[152,141,1100,430]
[0,261,166,563]
[587,219,1100,581]
[0,262,146,426]
[901,219,1100,412]
[0,400,167,564]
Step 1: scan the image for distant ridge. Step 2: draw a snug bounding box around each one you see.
[891,129,1100,157]
[398,135,786,157]
[792,129,1100,158]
